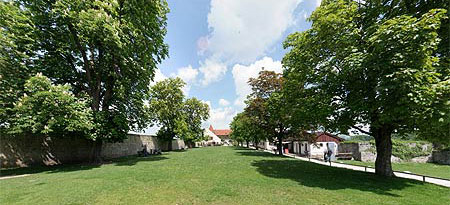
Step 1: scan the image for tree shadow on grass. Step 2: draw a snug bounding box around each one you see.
[0,155,167,177]
[251,159,425,197]
[111,155,168,166]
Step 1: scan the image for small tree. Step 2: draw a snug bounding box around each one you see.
[230,112,262,148]
[183,97,210,147]
[148,78,209,150]
[148,78,185,151]
[8,74,94,137]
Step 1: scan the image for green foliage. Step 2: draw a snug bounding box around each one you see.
[230,112,264,144]
[392,133,419,141]
[391,140,432,160]
[148,78,209,144]
[0,1,36,128]
[183,98,210,143]
[349,135,373,141]
[245,71,300,142]
[282,0,449,175]
[1,0,169,143]
[365,140,432,160]
[149,78,186,142]
[8,74,94,137]
[284,1,448,138]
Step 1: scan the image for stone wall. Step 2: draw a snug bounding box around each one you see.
[0,134,185,168]
[158,139,186,151]
[432,150,450,165]
[0,135,92,168]
[338,142,372,161]
[101,134,161,159]
[338,142,433,163]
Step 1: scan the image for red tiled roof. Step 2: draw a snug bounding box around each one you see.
[315,132,344,142]
[213,129,231,136]
[284,132,344,143]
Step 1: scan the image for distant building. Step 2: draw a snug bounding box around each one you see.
[290,132,344,160]
[203,128,222,146]
[209,125,232,145]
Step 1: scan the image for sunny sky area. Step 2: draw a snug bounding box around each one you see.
[145,0,321,134]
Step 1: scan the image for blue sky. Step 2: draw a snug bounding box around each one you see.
[146,0,321,133]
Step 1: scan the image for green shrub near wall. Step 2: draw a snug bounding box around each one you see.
[366,140,432,160]
[342,140,432,160]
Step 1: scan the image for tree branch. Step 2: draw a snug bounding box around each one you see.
[68,23,91,84]
[351,125,372,136]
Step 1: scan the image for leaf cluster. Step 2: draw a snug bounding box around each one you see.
[148,78,209,142]
[282,0,449,144]
[8,74,94,138]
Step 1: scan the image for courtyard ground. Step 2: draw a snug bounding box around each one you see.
[1,147,449,204]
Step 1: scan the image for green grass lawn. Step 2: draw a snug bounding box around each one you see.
[337,160,450,179]
[1,147,449,204]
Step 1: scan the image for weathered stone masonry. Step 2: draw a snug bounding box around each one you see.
[0,134,185,168]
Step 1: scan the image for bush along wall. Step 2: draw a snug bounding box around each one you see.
[368,140,432,161]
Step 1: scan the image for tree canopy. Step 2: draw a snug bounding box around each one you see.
[8,74,94,137]
[282,0,448,176]
[231,70,302,154]
[183,98,210,145]
[230,111,266,149]
[148,78,210,150]
[1,0,169,161]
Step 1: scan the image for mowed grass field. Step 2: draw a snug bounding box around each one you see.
[1,147,449,204]
[337,160,450,179]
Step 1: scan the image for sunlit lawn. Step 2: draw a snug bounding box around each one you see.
[1,147,449,204]
[337,160,450,179]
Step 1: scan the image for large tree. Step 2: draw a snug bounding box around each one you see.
[245,70,301,155]
[0,0,169,161]
[283,0,448,176]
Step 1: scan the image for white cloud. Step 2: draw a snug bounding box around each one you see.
[174,65,199,83]
[219,99,230,106]
[197,36,209,55]
[201,100,235,129]
[171,65,199,95]
[205,106,237,129]
[143,125,160,135]
[315,0,322,7]
[202,0,302,64]
[232,57,283,108]
[199,59,227,86]
[151,68,167,86]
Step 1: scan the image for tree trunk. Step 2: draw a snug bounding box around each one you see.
[167,139,172,151]
[246,141,249,148]
[277,137,283,156]
[254,141,258,150]
[91,140,103,164]
[374,126,394,177]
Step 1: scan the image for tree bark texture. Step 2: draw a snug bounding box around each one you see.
[374,126,395,177]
